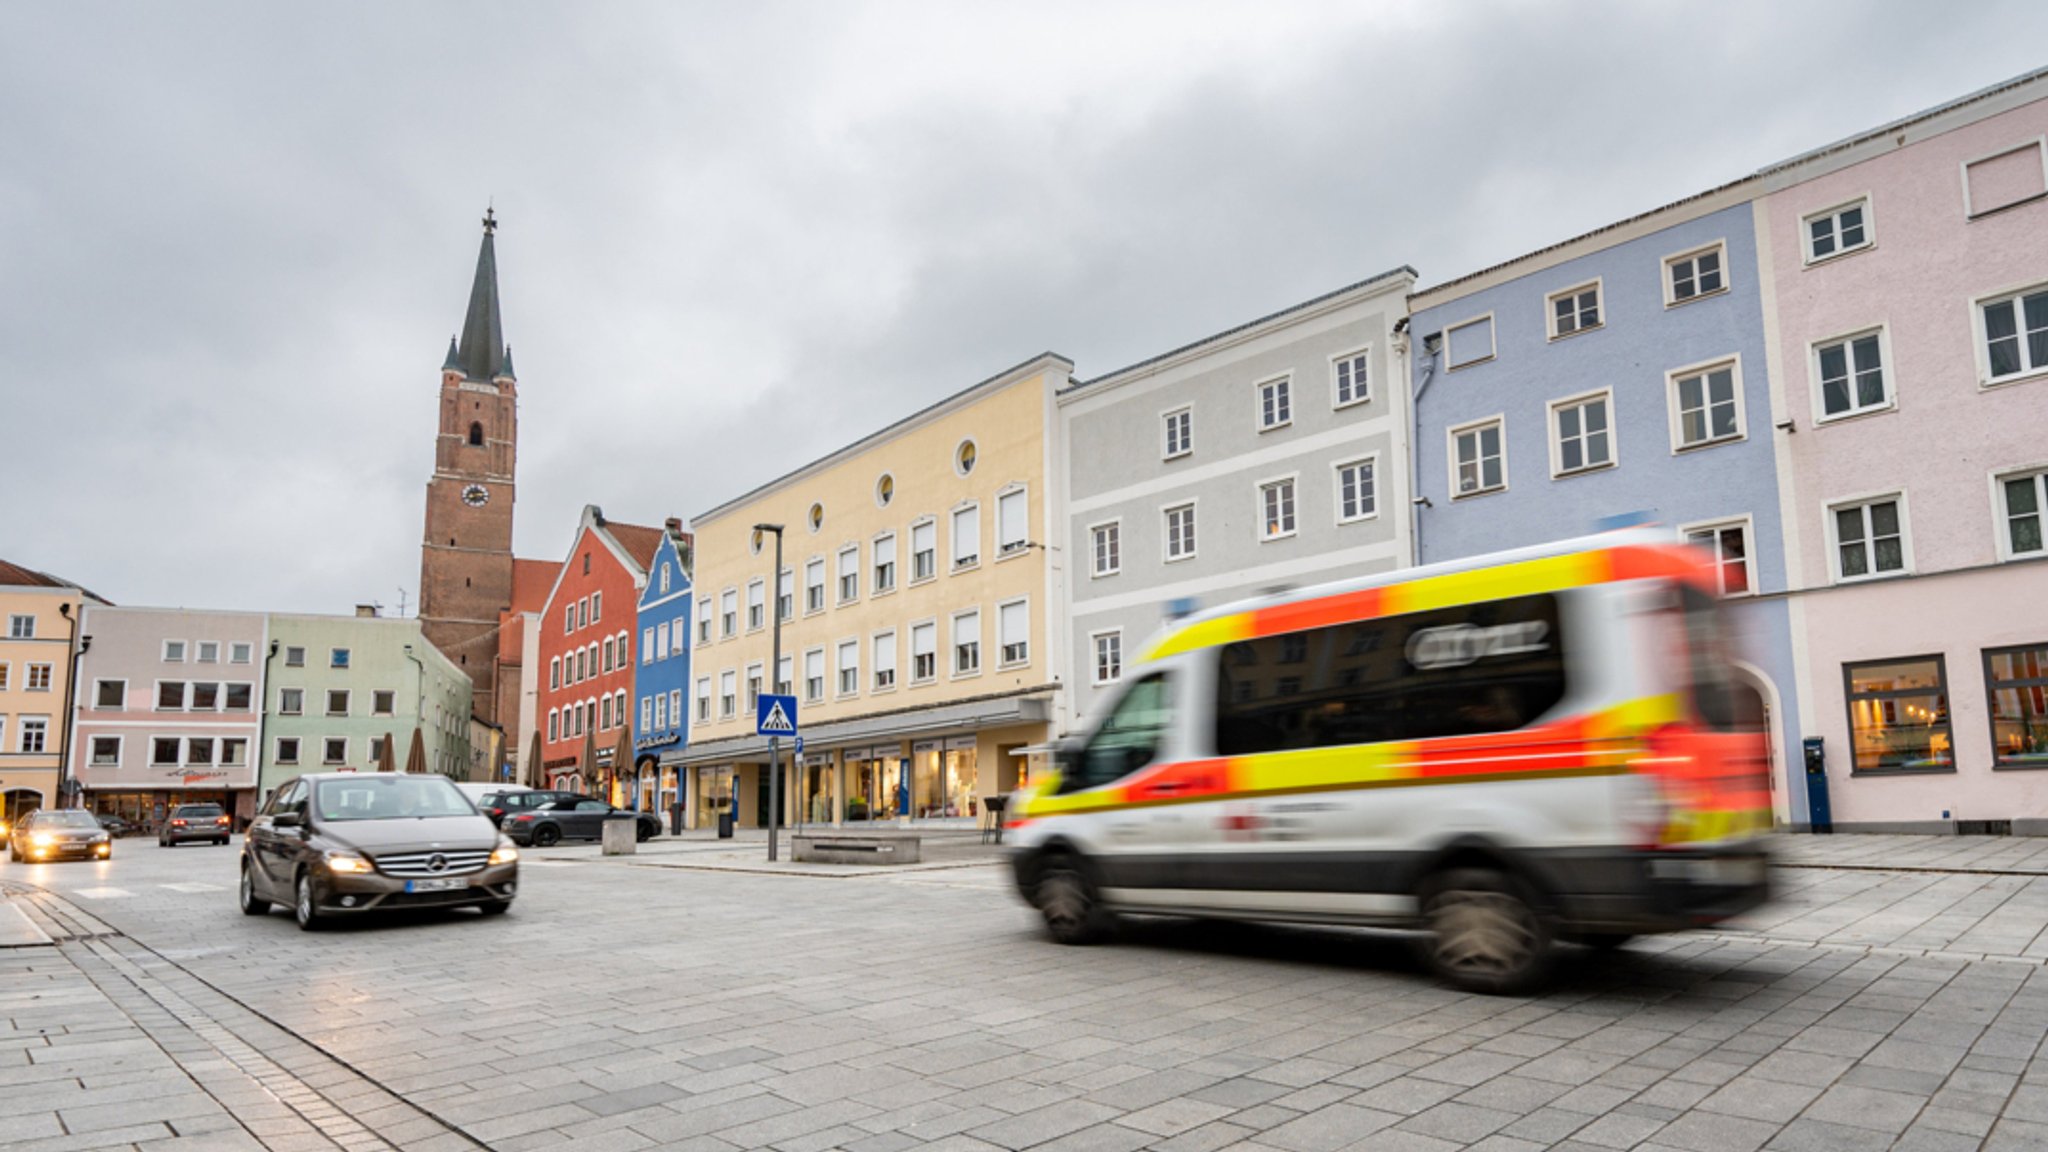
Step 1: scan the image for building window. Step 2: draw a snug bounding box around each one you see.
[157,681,186,711]
[225,683,252,711]
[1845,657,1952,774]
[911,521,936,582]
[951,505,979,570]
[372,690,395,716]
[747,580,765,630]
[1450,418,1506,497]
[1670,360,1743,449]
[1163,407,1192,459]
[1257,376,1292,431]
[837,641,858,696]
[277,737,300,765]
[1093,631,1123,685]
[564,605,575,635]
[164,640,186,662]
[19,717,47,754]
[468,421,484,446]
[1805,199,1872,263]
[2000,469,2048,559]
[330,648,350,669]
[186,737,215,766]
[1964,142,2048,217]
[0,664,7,691]
[1259,478,1297,540]
[1165,503,1197,561]
[659,565,671,595]
[1551,392,1613,476]
[601,694,613,730]
[955,439,977,476]
[775,657,791,697]
[999,599,1029,667]
[695,678,711,722]
[873,632,897,691]
[644,627,658,665]
[804,650,824,702]
[602,637,616,674]
[720,670,736,717]
[1547,282,1601,339]
[549,657,561,690]
[873,533,898,593]
[196,642,219,664]
[324,738,348,766]
[837,546,859,603]
[1833,496,1907,581]
[327,690,349,716]
[1665,244,1726,305]
[1980,284,2048,384]
[190,682,219,710]
[1988,644,2048,768]
[366,735,387,764]
[90,735,121,767]
[548,709,559,741]
[280,687,303,715]
[592,592,602,622]
[152,737,180,766]
[1445,315,1495,369]
[230,642,252,664]
[808,502,825,533]
[1335,459,1377,523]
[776,569,794,622]
[953,610,980,676]
[1816,330,1890,420]
[95,679,125,709]
[698,597,712,644]
[911,622,936,683]
[721,588,738,636]
[284,646,305,667]
[745,665,763,710]
[26,663,52,692]
[6,614,32,639]
[805,559,826,612]
[1333,349,1370,407]
[1685,520,1754,597]
[998,489,1028,556]
[1090,521,1121,577]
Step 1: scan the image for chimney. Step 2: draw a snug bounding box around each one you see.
[665,517,683,536]
[355,604,378,618]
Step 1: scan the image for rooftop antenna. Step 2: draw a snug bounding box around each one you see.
[396,588,410,618]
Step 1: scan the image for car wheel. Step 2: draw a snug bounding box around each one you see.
[294,872,323,932]
[1421,869,1552,996]
[636,821,653,843]
[239,862,271,916]
[480,900,512,916]
[532,825,560,848]
[1036,855,1113,945]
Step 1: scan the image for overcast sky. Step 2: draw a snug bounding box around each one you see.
[3,1,2043,612]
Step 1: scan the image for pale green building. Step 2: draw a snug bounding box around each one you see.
[259,609,472,796]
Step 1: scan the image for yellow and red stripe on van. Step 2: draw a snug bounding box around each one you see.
[1142,542,1703,663]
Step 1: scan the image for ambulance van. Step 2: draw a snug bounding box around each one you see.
[1007,532,1773,993]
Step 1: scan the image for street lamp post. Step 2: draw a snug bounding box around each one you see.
[754,523,785,861]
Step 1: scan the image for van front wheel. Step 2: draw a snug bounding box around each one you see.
[1421,869,1551,995]
[1037,856,1112,945]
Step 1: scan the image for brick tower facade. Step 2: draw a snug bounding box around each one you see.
[419,210,519,723]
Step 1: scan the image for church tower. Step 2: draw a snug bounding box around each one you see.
[419,209,518,723]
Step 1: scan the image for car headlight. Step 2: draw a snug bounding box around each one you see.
[30,832,57,849]
[324,851,373,874]
[488,837,519,866]
[92,833,110,843]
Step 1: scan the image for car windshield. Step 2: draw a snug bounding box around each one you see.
[175,806,222,817]
[37,811,101,829]
[312,777,476,822]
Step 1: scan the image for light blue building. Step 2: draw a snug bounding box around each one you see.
[633,522,693,814]
[1407,189,1806,825]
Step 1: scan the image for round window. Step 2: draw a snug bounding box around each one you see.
[808,503,824,532]
[876,474,895,508]
[955,440,977,476]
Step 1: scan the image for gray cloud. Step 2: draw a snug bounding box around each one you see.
[3,0,2042,611]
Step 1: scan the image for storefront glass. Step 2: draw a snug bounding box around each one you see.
[911,740,978,819]
[1845,657,1953,773]
[694,766,733,828]
[801,757,833,823]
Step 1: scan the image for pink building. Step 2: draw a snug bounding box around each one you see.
[1758,72,2048,831]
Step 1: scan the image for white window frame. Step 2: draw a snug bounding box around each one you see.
[230,642,252,664]
[1973,279,2048,389]
[1444,313,1496,370]
[1545,279,1603,341]
[1330,345,1372,409]
[698,596,713,645]
[695,678,712,724]
[1256,473,1299,542]
[777,568,794,622]
[837,546,860,603]
[93,678,128,710]
[1548,388,1616,478]
[1826,490,1914,584]
[803,648,826,703]
[835,639,860,699]
[163,639,187,663]
[1333,455,1381,525]
[1665,355,1747,453]
[17,716,49,755]
[89,734,123,768]
[1680,515,1759,598]
[1091,629,1123,686]
[720,587,738,637]
[277,736,301,765]
[1810,325,1895,424]
[1802,195,1875,265]
[1663,241,1730,308]
[745,663,764,711]
[872,630,897,692]
[872,531,897,594]
[1961,138,2048,219]
[1161,405,1193,460]
[6,613,33,640]
[1163,499,1198,563]
[1992,464,2048,563]
[720,670,737,718]
[996,486,1030,559]
[997,597,1031,669]
[951,609,981,678]
[1255,373,1293,433]
[1088,518,1122,578]
[1448,415,1508,499]
[323,738,348,766]
[804,558,826,614]
[909,518,938,584]
[23,663,52,692]
[950,503,980,571]
[746,579,766,632]
[910,619,937,685]
[195,641,219,664]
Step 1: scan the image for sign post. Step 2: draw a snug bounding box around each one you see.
[756,692,798,860]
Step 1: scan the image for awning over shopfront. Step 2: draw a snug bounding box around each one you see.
[660,691,1052,768]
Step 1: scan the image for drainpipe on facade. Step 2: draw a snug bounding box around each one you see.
[54,602,88,810]
[403,643,425,774]
[253,639,278,822]
[1408,328,1441,568]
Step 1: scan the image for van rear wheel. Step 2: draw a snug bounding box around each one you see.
[1421,869,1551,995]
[1037,856,1112,945]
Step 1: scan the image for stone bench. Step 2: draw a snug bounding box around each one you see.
[791,833,921,865]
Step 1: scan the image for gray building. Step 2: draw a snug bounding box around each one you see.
[1057,269,1416,727]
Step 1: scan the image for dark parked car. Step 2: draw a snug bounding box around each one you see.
[502,797,661,847]
[473,787,574,828]
[160,803,233,847]
[9,809,113,862]
[240,772,518,930]
[95,814,140,838]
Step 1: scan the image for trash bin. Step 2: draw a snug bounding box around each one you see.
[717,810,734,839]
[669,802,684,837]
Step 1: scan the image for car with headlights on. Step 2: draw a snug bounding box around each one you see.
[159,803,233,847]
[9,810,114,862]
[240,772,518,930]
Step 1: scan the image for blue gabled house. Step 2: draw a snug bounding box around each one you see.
[632,519,694,815]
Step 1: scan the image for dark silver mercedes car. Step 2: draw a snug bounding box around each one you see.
[240,773,518,930]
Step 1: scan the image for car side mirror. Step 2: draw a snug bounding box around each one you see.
[273,811,303,829]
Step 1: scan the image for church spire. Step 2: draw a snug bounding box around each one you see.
[452,207,510,381]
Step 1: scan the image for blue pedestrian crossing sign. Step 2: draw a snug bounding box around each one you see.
[756,694,798,737]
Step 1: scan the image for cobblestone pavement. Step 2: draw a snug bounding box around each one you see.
[7,834,2048,1151]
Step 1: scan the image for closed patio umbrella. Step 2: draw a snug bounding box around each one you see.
[377,733,396,773]
[405,727,427,775]
[614,730,634,807]
[580,727,598,796]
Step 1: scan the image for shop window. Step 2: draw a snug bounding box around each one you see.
[1987,644,2048,769]
[1844,656,1953,774]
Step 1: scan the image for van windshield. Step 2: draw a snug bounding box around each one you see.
[313,777,475,821]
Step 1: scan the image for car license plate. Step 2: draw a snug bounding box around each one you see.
[406,878,467,893]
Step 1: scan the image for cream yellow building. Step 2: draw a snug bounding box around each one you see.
[0,561,106,823]
[668,354,1071,829]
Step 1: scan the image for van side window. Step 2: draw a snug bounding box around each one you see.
[1065,674,1173,792]
[1214,594,1566,756]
